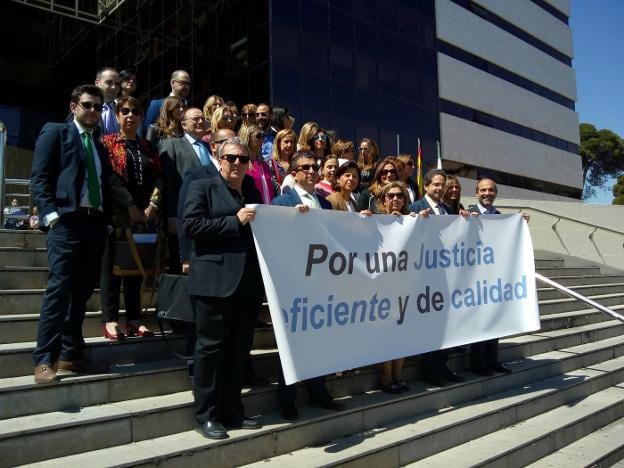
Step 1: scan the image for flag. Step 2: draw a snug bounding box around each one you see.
[416,138,424,199]
[436,140,443,170]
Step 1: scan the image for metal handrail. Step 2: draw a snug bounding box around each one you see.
[0,121,6,225]
[536,272,624,323]
[496,204,624,239]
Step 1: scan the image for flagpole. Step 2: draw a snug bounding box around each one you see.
[436,140,442,170]
[396,134,400,155]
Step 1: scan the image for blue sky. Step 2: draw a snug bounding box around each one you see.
[570,0,624,204]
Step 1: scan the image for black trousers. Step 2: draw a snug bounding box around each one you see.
[277,369,331,407]
[33,212,107,365]
[421,349,452,377]
[99,232,142,323]
[471,339,500,368]
[192,284,261,424]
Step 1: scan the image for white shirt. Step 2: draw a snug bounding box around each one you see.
[293,185,321,209]
[424,194,446,215]
[477,202,497,214]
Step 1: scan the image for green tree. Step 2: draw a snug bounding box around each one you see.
[612,174,624,205]
[579,123,624,199]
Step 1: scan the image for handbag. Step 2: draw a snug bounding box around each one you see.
[156,273,195,359]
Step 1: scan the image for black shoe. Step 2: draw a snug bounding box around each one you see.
[223,417,263,430]
[394,381,411,392]
[440,367,465,383]
[472,366,495,376]
[490,362,513,374]
[280,403,299,421]
[310,397,345,411]
[197,421,228,439]
[380,382,403,394]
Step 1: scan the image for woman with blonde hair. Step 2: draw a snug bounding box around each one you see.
[239,123,274,203]
[297,121,319,151]
[210,106,236,133]
[269,129,297,195]
[241,103,257,126]
[357,137,379,189]
[202,94,224,121]
[145,96,184,147]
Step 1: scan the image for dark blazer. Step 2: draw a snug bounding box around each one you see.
[408,197,451,215]
[468,204,501,215]
[183,174,262,297]
[271,186,332,209]
[176,164,220,263]
[31,122,112,227]
[143,97,165,134]
[159,136,204,218]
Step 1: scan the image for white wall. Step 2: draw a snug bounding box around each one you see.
[544,0,571,16]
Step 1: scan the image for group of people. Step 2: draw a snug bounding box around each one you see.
[29,66,525,442]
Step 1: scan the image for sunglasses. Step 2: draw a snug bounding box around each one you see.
[252,132,264,139]
[184,116,206,123]
[296,164,320,172]
[311,134,328,142]
[386,192,404,199]
[103,80,121,86]
[380,169,398,176]
[256,112,269,117]
[173,79,191,87]
[358,147,369,152]
[242,112,255,118]
[221,154,250,164]
[119,107,142,116]
[221,115,234,121]
[78,101,103,112]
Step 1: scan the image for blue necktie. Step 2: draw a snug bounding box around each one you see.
[103,102,119,134]
[195,141,211,166]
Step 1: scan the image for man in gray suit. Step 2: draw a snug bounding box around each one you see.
[159,107,213,271]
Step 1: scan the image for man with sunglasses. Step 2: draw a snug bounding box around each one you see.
[94,67,121,135]
[255,103,276,161]
[183,137,264,439]
[31,84,121,383]
[160,107,211,272]
[271,152,343,420]
[143,69,191,134]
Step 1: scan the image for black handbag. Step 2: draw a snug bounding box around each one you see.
[156,273,196,359]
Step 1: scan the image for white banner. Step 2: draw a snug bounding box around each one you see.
[250,206,540,385]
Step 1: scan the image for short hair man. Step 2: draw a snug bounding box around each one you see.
[95,67,121,135]
[255,103,275,161]
[143,69,191,133]
[183,138,264,440]
[271,151,342,420]
[30,84,132,383]
[159,107,211,271]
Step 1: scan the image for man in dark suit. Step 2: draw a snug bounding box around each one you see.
[143,69,191,133]
[408,169,465,387]
[468,178,528,376]
[159,107,212,272]
[30,84,141,383]
[94,67,120,135]
[271,151,343,420]
[183,137,264,440]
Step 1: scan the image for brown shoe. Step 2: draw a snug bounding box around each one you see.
[34,363,58,384]
[57,358,108,375]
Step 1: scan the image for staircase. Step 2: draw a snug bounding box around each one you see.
[1,229,624,467]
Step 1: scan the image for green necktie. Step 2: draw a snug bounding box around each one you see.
[82,132,101,208]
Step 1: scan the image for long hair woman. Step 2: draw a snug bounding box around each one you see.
[239,123,274,203]
[356,156,403,212]
[269,129,297,195]
[145,96,184,147]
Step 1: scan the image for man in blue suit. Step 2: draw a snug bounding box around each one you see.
[143,69,191,134]
[271,151,341,420]
[409,169,465,387]
[30,84,141,383]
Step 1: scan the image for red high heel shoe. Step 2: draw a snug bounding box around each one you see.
[102,323,125,341]
[125,322,154,338]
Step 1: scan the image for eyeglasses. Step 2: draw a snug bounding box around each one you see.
[103,80,121,87]
[173,79,191,87]
[311,134,328,142]
[78,101,103,112]
[380,169,398,176]
[296,164,320,172]
[184,116,206,123]
[213,139,229,145]
[221,154,250,164]
[242,112,255,118]
[119,107,143,116]
[221,115,234,121]
[255,112,269,117]
[358,147,369,152]
[386,192,404,199]
[252,132,264,140]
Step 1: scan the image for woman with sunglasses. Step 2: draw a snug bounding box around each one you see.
[314,155,339,198]
[356,156,403,213]
[239,124,274,203]
[269,129,297,195]
[297,121,319,151]
[375,181,413,393]
[325,161,361,211]
[118,69,137,99]
[211,106,236,133]
[241,103,257,126]
[100,96,163,341]
[309,129,331,160]
[397,154,419,203]
[145,96,184,148]
[357,138,379,190]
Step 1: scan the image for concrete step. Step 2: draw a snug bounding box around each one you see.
[526,415,624,468]
[413,384,624,467]
[0,267,48,289]
[536,266,602,277]
[538,307,617,332]
[0,229,45,248]
[544,274,624,287]
[19,347,624,467]
[538,282,624,301]
[534,258,565,268]
[0,247,48,267]
[538,292,624,315]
